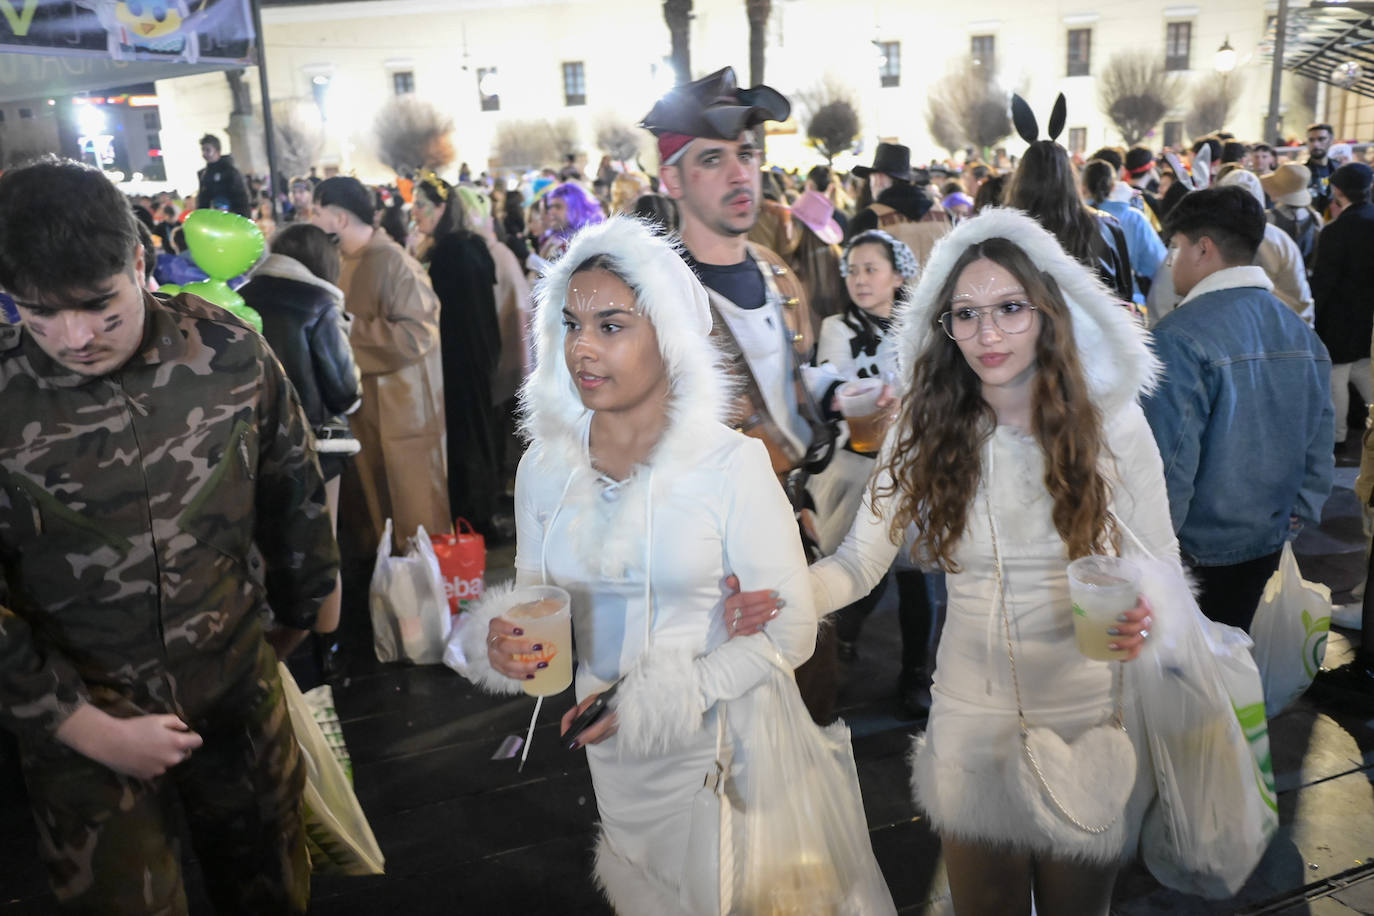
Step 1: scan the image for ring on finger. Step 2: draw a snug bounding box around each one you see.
[1139,628,1150,641]
[488,633,501,647]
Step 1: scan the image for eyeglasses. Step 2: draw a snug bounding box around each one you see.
[938,301,1037,341]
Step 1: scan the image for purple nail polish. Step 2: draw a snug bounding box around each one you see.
[1107,627,1122,636]
[513,627,524,636]
[525,674,535,680]
[536,661,548,669]
[531,643,543,652]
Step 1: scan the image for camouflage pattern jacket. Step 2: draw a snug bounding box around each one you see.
[0,293,338,744]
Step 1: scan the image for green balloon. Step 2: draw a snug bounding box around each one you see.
[158,283,183,296]
[181,280,264,334]
[183,209,265,281]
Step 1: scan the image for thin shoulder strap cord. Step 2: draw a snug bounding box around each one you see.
[540,467,579,585]
[643,467,655,645]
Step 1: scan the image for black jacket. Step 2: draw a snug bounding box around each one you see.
[849,182,934,235]
[239,255,361,436]
[1087,210,1135,302]
[197,155,251,216]
[1312,200,1374,363]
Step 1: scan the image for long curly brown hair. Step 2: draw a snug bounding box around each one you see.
[873,237,1117,571]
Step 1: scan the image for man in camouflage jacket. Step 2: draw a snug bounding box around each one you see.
[0,158,338,913]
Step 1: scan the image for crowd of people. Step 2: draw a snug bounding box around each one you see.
[1,59,1372,915]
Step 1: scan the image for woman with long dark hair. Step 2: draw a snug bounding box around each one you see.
[412,170,502,535]
[1004,141,1136,302]
[808,208,1170,913]
[731,207,1171,913]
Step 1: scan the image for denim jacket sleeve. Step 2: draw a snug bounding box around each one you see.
[1141,326,1210,537]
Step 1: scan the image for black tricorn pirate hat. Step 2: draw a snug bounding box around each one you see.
[641,67,791,140]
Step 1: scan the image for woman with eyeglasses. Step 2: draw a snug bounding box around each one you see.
[731,207,1176,914]
[412,171,503,536]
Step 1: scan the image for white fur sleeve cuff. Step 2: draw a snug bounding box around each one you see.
[613,645,705,758]
[455,581,533,696]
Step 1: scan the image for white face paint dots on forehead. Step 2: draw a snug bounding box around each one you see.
[951,262,1026,304]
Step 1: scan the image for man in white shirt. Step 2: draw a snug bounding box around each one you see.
[643,68,843,722]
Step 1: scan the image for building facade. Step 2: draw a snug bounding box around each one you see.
[152,0,1321,190]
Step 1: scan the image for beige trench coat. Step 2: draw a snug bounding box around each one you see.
[340,229,452,551]
[484,233,532,405]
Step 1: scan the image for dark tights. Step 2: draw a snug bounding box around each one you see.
[942,836,1118,916]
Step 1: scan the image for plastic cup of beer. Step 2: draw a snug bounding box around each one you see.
[505,585,573,697]
[837,378,888,453]
[1066,556,1141,661]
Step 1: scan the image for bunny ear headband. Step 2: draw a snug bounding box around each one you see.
[1010,93,1067,145]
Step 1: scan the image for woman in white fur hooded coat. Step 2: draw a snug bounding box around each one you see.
[805,207,1176,913]
[458,216,819,914]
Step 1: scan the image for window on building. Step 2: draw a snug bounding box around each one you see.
[1067,28,1091,76]
[147,133,160,150]
[311,75,330,119]
[878,41,901,88]
[0,110,6,123]
[971,34,996,70]
[562,61,586,107]
[478,67,500,112]
[143,111,160,129]
[1165,21,1192,71]
[18,107,32,119]
[1163,120,1184,149]
[393,71,414,95]
[1068,127,1087,154]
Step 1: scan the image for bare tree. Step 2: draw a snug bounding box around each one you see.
[372,96,455,176]
[794,77,860,165]
[1097,51,1182,146]
[1186,76,1243,140]
[596,117,643,165]
[492,120,558,171]
[547,118,580,161]
[272,100,324,180]
[925,100,964,157]
[925,57,1011,160]
[663,0,692,85]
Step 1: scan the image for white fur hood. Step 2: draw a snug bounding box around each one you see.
[520,216,732,474]
[894,207,1159,416]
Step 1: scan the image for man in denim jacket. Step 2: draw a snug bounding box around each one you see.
[1144,186,1334,630]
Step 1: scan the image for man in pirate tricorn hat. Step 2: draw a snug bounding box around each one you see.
[643,67,844,723]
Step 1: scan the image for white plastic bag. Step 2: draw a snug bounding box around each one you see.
[1251,541,1331,716]
[279,663,385,875]
[368,519,451,664]
[1130,550,1278,898]
[731,655,896,915]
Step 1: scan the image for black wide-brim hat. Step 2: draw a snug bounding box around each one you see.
[641,67,790,140]
[852,142,915,182]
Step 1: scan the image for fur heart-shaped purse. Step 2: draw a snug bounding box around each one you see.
[1010,719,1136,844]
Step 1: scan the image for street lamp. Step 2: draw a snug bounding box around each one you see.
[1215,37,1237,75]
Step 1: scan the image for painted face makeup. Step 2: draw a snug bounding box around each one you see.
[15,266,147,377]
[948,258,1041,392]
[561,268,667,414]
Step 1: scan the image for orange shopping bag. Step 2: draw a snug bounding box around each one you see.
[431,519,485,615]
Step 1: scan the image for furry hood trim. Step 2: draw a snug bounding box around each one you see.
[519,215,732,473]
[894,207,1159,416]
[251,253,346,304]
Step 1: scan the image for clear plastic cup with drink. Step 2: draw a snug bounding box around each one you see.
[1066,556,1141,661]
[837,378,889,453]
[505,585,574,697]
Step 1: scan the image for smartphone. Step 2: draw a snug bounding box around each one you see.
[564,678,622,749]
